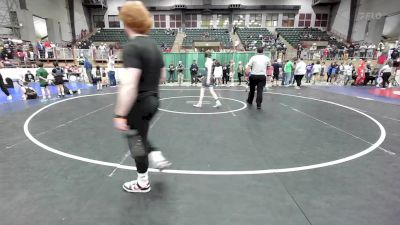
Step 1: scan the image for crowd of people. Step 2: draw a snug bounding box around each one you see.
[299,40,397,62]
[242,33,287,60]
[160,44,399,91]
[1,30,400,103]
[0,53,119,101]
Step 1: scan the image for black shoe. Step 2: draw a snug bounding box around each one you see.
[257,106,261,109]
[246,100,252,105]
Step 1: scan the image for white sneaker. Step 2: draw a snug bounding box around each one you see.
[213,101,222,108]
[77,89,81,94]
[388,84,393,88]
[7,95,12,100]
[193,103,202,108]
[122,180,151,193]
[294,86,301,89]
[149,151,171,170]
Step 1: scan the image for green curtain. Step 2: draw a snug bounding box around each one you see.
[162,52,271,80]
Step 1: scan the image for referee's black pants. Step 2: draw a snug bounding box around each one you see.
[247,75,266,107]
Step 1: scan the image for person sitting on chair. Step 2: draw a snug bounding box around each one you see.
[25,70,35,83]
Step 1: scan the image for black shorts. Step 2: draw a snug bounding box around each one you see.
[54,77,64,85]
[273,72,279,80]
[40,83,48,87]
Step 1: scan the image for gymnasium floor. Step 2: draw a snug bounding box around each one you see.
[0,84,399,225]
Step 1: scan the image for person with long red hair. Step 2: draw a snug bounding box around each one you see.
[114,1,171,193]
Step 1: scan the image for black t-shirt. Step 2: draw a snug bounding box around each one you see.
[168,64,175,73]
[391,49,399,60]
[272,63,281,74]
[123,36,164,92]
[190,64,198,74]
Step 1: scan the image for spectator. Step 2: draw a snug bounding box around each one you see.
[312,61,321,84]
[107,54,116,86]
[168,62,176,83]
[222,62,229,85]
[297,44,303,59]
[176,61,185,86]
[348,43,355,59]
[36,62,51,99]
[272,59,281,86]
[19,81,38,100]
[283,59,294,86]
[213,60,223,86]
[344,62,353,85]
[377,40,385,57]
[52,62,65,97]
[294,58,306,89]
[305,62,314,83]
[237,61,245,86]
[367,43,376,59]
[25,70,35,82]
[190,60,199,86]
[378,61,392,88]
[83,57,94,84]
[363,61,374,86]
[95,65,103,90]
[359,43,367,58]
[355,60,366,85]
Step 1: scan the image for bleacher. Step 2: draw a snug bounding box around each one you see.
[276,28,331,47]
[182,29,232,48]
[89,29,176,48]
[236,28,274,48]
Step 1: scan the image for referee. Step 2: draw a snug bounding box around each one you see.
[246,47,270,109]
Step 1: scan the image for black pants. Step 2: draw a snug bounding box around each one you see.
[168,72,175,83]
[0,74,10,96]
[295,74,304,87]
[126,94,159,173]
[363,73,375,85]
[327,74,332,82]
[191,73,197,84]
[247,75,266,107]
[238,73,243,85]
[222,74,229,84]
[382,72,391,88]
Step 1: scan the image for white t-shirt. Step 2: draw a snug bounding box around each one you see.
[344,65,353,76]
[214,66,223,78]
[379,65,392,74]
[107,56,115,71]
[294,61,307,75]
[246,54,270,75]
[312,64,321,74]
